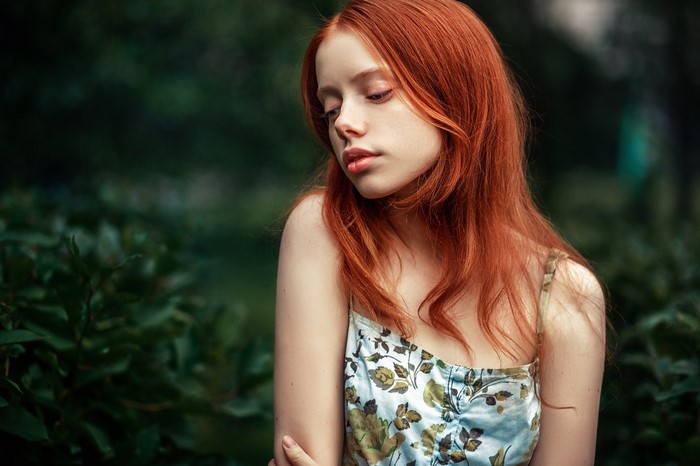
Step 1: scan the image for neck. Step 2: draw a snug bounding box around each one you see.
[387,208,436,260]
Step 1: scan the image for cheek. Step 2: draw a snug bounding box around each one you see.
[328,133,344,165]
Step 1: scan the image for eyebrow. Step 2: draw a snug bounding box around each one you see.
[316,67,392,101]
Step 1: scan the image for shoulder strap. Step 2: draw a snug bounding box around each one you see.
[536,250,566,344]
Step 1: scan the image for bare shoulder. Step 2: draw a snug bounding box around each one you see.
[281,192,337,256]
[547,256,606,343]
[284,192,327,235]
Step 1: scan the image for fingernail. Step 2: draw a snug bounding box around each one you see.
[282,435,298,449]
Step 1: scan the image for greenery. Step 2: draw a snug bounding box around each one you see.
[0,189,271,464]
[1,0,698,464]
[596,225,700,465]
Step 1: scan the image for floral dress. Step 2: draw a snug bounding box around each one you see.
[342,254,563,466]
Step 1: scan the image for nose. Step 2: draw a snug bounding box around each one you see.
[333,102,366,139]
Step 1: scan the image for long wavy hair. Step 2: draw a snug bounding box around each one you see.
[299,0,586,359]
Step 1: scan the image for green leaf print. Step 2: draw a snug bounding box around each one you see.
[495,391,513,401]
[389,381,409,393]
[393,417,410,430]
[369,367,395,390]
[393,402,422,431]
[419,362,434,373]
[419,423,446,457]
[520,383,529,399]
[347,407,406,464]
[405,410,422,422]
[423,379,448,409]
[345,386,360,404]
[394,363,410,379]
[396,402,408,417]
[489,446,512,466]
[466,439,482,452]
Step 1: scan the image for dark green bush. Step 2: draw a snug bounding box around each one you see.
[596,225,700,466]
[0,189,271,465]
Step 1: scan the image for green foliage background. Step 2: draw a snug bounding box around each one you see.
[1,0,698,464]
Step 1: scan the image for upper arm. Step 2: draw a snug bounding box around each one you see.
[531,259,606,466]
[273,194,346,466]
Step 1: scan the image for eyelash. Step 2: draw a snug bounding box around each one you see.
[321,89,394,121]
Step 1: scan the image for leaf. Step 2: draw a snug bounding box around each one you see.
[64,236,93,277]
[495,391,512,401]
[75,358,131,387]
[133,424,160,464]
[389,381,409,394]
[469,428,483,438]
[363,399,377,415]
[0,377,23,395]
[369,367,395,390]
[489,446,510,466]
[0,404,49,441]
[420,423,446,456]
[438,433,452,452]
[393,417,410,430]
[450,450,466,462]
[655,375,700,401]
[466,439,482,452]
[419,362,434,373]
[22,322,74,352]
[221,398,263,418]
[473,377,483,392]
[396,402,408,417]
[423,379,447,408]
[81,421,114,457]
[421,350,433,360]
[394,363,409,379]
[0,231,60,247]
[405,410,422,422]
[459,426,469,443]
[0,329,45,346]
[520,384,529,399]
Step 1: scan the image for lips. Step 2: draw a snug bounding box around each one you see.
[342,148,379,174]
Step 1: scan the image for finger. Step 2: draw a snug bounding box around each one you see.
[282,435,316,466]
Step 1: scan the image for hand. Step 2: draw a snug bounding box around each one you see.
[268,436,319,466]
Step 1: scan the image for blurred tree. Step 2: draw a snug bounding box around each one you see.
[605,0,700,221]
[0,0,335,187]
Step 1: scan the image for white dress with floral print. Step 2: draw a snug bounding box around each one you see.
[342,254,563,466]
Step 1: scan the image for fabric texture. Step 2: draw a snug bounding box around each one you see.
[342,253,563,466]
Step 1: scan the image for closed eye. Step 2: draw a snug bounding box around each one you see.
[367,89,393,102]
[322,107,340,120]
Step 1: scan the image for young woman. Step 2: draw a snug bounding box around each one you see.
[271,1,606,465]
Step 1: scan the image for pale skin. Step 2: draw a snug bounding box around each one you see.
[272,28,606,466]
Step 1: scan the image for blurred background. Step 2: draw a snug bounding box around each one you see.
[0,0,698,464]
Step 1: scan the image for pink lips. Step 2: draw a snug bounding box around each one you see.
[343,148,379,174]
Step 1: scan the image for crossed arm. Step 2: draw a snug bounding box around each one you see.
[272,195,347,466]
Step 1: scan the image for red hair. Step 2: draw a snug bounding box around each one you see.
[299,0,586,359]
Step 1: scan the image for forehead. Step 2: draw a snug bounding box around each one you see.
[315,29,390,85]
